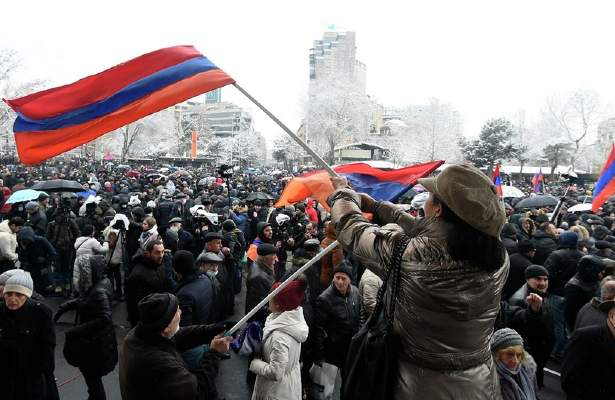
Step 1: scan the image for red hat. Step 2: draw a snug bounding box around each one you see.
[271,279,306,312]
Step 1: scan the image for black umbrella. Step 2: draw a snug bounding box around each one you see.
[245,192,274,201]
[30,179,84,193]
[514,194,559,209]
[577,195,592,203]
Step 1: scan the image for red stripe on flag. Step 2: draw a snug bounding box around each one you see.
[5,46,203,120]
[14,69,235,165]
[592,178,615,213]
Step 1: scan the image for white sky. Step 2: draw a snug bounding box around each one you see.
[2,0,615,146]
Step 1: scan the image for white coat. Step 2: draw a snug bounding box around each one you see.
[249,307,309,400]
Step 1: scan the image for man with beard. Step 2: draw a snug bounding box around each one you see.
[201,232,234,317]
[508,265,555,388]
[126,240,175,327]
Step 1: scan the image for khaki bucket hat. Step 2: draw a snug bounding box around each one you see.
[418,164,506,238]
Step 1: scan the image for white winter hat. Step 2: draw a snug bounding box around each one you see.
[3,271,34,298]
[0,269,25,286]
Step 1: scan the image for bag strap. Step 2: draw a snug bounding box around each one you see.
[368,233,410,328]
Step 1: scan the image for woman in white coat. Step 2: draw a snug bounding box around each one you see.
[250,277,309,400]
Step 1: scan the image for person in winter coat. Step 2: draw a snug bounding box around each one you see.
[305,199,319,225]
[313,263,361,370]
[516,217,535,241]
[544,231,585,296]
[508,265,555,388]
[490,328,538,400]
[196,252,226,324]
[250,278,309,400]
[501,223,519,255]
[561,299,615,400]
[329,164,508,399]
[574,277,615,330]
[358,267,382,321]
[247,221,274,263]
[25,201,48,237]
[246,244,277,325]
[17,227,57,295]
[54,255,117,400]
[229,204,249,237]
[73,224,109,296]
[531,222,558,265]
[46,209,81,293]
[126,239,176,326]
[173,250,214,368]
[502,240,535,300]
[0,272,58,400]
[119,293,233,400]
[221,219,246,295]
[139,216,159,250]
[564,255,607,331]
[319,221,344,292]
[0,217,24,272]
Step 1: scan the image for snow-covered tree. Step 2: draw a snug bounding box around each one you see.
[306,74,377,163]
[460,118,523,174]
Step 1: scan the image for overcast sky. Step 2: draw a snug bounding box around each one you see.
[2,0,615,146]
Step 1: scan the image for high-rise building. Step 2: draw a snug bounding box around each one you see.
[309,30,366,93]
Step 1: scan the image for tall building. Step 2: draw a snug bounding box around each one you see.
[309,30,366,93]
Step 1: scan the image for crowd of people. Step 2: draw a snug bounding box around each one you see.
[0,160,613,400]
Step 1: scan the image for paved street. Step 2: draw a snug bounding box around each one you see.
[49,287,565,400]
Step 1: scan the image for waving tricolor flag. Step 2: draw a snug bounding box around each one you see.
[592,145,615,213]
[492,163,503,197]
[275,160,444,210]
[532,169,544,193]
[3,46,235,165]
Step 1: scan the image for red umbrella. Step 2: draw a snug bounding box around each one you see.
[126,170,141,178]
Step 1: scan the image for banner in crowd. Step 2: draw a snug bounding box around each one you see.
[275,160,444,209]
[3,45,235,165]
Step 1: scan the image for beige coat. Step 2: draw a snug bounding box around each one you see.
[330,189,508,400]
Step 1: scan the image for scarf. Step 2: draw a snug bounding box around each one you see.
[495,360,536,400]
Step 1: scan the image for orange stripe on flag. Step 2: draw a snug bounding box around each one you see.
[275,172,333,210]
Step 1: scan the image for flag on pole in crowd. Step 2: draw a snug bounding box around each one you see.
[492,163,503,197]
[592,145,615,213]
[532,169,544,193]
[3,45,235,165]
[275,160,444,210]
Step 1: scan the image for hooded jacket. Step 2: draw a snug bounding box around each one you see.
[330,189,507,400]
[0,219,18,261]
[249,307,309,400]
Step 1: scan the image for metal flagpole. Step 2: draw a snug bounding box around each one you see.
[227,83,342,336]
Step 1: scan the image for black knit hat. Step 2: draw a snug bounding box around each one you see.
[173,250,196,276]
[222,219,236,232]
[138,293,179,332]
[204,232,223,242]
[333,261,353,279]
[525,265,549,280]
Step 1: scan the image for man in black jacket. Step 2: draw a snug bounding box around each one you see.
[502,240,535,300]
[313,262,361,371]
[508,265,555,387]
[561,299,615,400]
[119,293,232,400]
[531,221,558,265]
[126,240,175,327]
[245,243,277,325]
[544,231,584,296]
[17,227,57,295]
[575,278,615,331]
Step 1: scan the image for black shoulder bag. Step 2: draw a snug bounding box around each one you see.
[342,234,410,400]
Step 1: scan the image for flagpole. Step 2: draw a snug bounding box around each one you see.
[233,83,338,177]
[228,82,342,336]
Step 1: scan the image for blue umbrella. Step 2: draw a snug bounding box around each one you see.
[7,189,48,204]
[76,189,97,199]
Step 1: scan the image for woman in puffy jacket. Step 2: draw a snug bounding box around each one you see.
[55,254,118,400]
[250,277,309,400]
[329,164,508,400]
[73,224,108,296]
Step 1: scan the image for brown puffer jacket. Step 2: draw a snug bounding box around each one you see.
[330,189,508,400]
[319,222,344,286]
